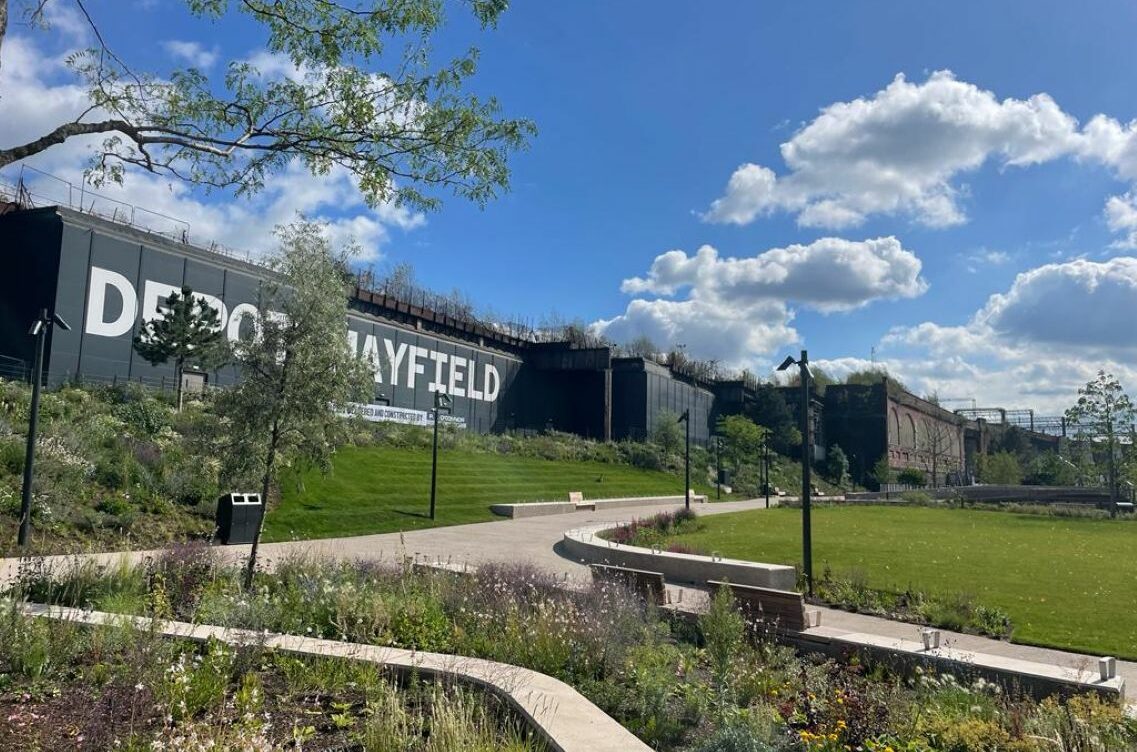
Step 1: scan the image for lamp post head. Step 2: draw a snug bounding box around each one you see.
[777,355,797,372]
[434,392,453,411]
[677,409,689,423]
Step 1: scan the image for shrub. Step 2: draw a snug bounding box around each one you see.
[897,467,926,487]
[620,441,664,471]
[0,437,24,475]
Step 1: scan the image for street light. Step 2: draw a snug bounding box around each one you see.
[429,391,453,520]
[714,434,722,500]
[777,349,814,596]
[763,433,771,509]
[18,308,70,547]
[678,409,691,510]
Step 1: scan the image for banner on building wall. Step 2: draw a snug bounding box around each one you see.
[342,402,467,429]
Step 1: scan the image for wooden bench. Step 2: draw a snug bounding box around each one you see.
[569,490,596,510]
[708,580,819,633]
[590,563,667,605]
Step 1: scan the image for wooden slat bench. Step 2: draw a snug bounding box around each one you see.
[590,563,667,605]
[708,580,819,633]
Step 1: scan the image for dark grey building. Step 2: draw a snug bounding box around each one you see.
[0,204,722,443]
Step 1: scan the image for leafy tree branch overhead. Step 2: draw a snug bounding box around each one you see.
[0,0,534,211]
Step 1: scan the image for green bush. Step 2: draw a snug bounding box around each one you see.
[897,467,926,486]
[0,437,24,475]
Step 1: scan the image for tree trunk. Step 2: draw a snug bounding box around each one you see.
[175,357,184,412]
[243,417,279,590]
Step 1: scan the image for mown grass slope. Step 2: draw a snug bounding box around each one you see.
[663,505,1137,658]
[266,444,717,541]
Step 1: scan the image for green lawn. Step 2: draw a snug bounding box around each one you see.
[264,445,716,542]
[664,506,1137,658]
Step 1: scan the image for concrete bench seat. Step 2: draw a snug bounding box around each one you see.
[709,580,819,633]
[590,563,667,606]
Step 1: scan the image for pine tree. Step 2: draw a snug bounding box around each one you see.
[133,287,229,409]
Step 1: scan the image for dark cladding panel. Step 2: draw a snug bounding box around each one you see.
[48,222,93,381]
[81,231,144,384]
[0,209,63,378]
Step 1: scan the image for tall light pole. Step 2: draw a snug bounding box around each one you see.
[714,435,722,500]
[18,309,71,548]
[678,410,690,510]
[763,433,771,509]
[429,391,453,521]
[778,349,814,596]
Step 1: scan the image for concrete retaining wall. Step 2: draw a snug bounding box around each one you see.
[787,628,1125,703]
[563,524,797,591]
[492,494,709,519]
[847,485,1111,505]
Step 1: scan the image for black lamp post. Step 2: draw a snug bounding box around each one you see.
[777,349,814,596]
[763,434,771,509]
[714,435,722,500]
[429,391,453,520]
[678,410,690,510]
[18,308,70,547]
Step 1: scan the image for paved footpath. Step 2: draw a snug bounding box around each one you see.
[2,498,1133,695]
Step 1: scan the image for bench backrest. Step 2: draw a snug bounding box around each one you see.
[591,563,666,605]
[569,491,584,503]
[708,580,807,632]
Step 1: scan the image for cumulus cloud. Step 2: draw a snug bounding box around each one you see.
[702,70,1137,245]
[0,36,424,262]
[1104,193,1137,249]
[879,256,1137,412]
[162,40,220,70]
[593,236,926,367]
[620,236,927,313]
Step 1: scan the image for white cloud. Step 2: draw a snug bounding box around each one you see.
[0,36,425,262]
[162,40,219,70]
[880,256,1137,412]
[593,298,797,367]
[620,236,927,312]
[1104,193,1137,249]
[702,70,1137,246]
[594,236,926,367]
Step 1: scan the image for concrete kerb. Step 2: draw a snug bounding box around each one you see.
[19,602,651,752]
[562,523,797,591]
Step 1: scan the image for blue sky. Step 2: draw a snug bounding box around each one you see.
[4,0,1137,412]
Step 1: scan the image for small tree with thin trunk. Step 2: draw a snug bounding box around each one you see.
[133,286,228,409]
[217,221,370,589]
[917,420,959,488]
[1065,370,1136,515]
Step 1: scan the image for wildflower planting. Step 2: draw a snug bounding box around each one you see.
[0,599,543,751]
[657,505,1137,658]
[7,548,1135,751]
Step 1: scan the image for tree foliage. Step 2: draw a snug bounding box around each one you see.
[215,221,371,586]
[747,384,800,453]
[0,0,534,212]
[1065,370,1135,505]
[133,286,229,409]
[977,451,1023,485]
[823,443,849,485]
[650,410,684,456]
[715,414,767,470]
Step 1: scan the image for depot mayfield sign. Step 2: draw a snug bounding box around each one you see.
[81,265,506,404]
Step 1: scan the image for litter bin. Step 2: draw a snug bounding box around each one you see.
[215,492,264,544]
[717,468,732,486]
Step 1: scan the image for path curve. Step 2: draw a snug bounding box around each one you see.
[3,498,1133,696]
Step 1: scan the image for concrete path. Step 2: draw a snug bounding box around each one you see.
[3,497,1133,696]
